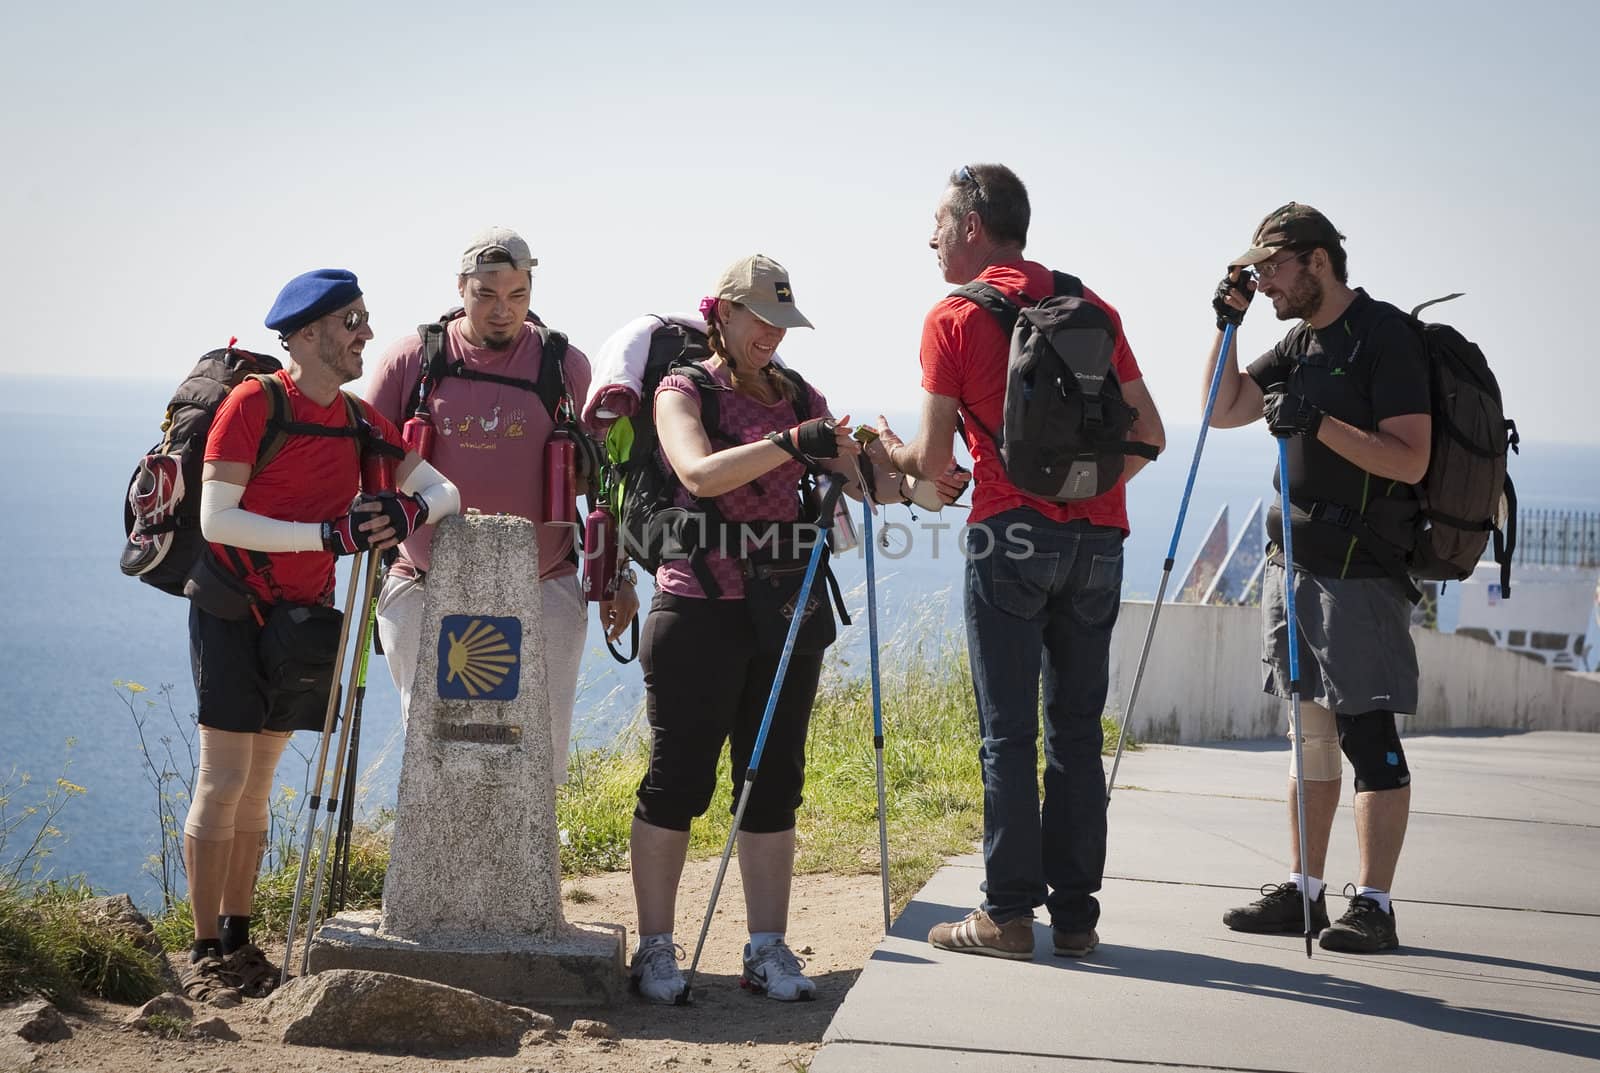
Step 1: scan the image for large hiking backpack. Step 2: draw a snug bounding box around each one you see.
[951,271,1158,501]
[602,319,816,586]
[120,345,388,597]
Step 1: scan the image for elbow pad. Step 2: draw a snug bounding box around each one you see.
[199,481,324,553]
[401,458,462,523]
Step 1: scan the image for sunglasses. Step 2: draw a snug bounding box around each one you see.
[326,308,370,331]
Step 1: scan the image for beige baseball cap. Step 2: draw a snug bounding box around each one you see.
[459,226,538,274]
[714,254,813,329]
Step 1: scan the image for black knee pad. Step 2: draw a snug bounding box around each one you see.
[1336,710,1411,792]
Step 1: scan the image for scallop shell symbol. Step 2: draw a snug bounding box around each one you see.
[444,619,517,697]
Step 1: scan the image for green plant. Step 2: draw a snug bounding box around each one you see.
[139,1012,190,1039]
[0,881,164,1006]
[0,741,85,887]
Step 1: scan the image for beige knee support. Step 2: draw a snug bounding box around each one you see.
[235,731,292,836]
[1287,699,1342,781]
[185,726,254,842]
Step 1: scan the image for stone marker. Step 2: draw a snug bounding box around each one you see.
[308,513,623,1004]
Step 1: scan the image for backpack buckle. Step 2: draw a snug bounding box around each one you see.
[1306,501,1354,528]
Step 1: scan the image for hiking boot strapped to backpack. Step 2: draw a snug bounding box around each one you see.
[950,271,1158,502]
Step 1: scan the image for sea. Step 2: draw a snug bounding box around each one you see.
[3,374,1596,908]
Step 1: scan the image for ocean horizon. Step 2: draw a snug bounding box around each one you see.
[3,373,1596,907]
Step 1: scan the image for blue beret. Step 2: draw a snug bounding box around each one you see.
[265,269,363,336]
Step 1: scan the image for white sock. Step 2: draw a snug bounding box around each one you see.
[636,932,674,955]
[1290,873,1325,900]
[748,931,785,952]
[1356,886,1392,913]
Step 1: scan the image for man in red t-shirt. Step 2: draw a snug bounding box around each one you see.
[180,268,460,1002]
[878,164,1165,961]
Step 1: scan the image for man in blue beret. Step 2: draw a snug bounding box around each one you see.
[178,268,461,1002]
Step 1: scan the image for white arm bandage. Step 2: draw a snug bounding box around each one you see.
[400,458,462,522]
[199,481,325,553]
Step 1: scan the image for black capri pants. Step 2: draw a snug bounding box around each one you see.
[634,591,824,834]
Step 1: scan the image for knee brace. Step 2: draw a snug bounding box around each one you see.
[1337,710,1411,792]
[185,727,255,841]
[235,731,292,835]
[1288,699,1343,782]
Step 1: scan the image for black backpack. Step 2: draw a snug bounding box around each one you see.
[951,271,1158,501]
[602,319,815,594]
[1319,295,1518,599]
[120,345,390,597]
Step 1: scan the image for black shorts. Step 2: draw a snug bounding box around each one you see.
[634,591,824,834]
[188,605,331,734]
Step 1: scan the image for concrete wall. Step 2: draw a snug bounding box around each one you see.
[1108,601,1600,743]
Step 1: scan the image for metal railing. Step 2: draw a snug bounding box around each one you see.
[1514,509,1600,568]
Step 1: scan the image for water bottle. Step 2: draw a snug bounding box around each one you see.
[582,505,619,602]
[362,428,397,493]
[402,406,436,461]
[543,429,578,525]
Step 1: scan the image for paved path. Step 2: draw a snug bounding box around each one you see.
[813,731,1600,1072]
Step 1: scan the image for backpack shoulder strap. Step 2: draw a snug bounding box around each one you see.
[1051,271,1084,299]
[404,319,452,420]
[251,373,293,473]
[949,281,1021,336]
[675,362,723,440]
[772,366,812,422]
[532,325,571,422]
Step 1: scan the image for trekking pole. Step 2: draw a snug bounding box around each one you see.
[299,550,383,976]
[861,494,892,936]
[682,519,833,1003]
[1107,322,1237,802]
[329,592,378,914]
[281,552,366,985]
[1277,436,1315,959]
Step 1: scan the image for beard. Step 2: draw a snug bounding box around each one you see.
[481,333,516,351]
[316,336,360,383]
[1274,271,1324,322]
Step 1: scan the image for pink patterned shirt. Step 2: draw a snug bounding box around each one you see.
[654,361,831,600]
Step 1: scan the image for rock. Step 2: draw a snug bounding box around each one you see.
[79,895,163,957]
[127,994,192,1024]
[3,999,70,1044]
[518,1011,556,1031]
[263,969,534,1051]
[570,1019,617,1040]
[188,1017,239,1041]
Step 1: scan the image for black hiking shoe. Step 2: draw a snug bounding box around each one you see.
[1318,890,1399,953]
[1222,882,1330,935]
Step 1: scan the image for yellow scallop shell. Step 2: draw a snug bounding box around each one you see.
[444,619,517,697]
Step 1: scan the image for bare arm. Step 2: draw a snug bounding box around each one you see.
[883,391,960,480]
[1319,412,1431,484]
[1203,328,1265,429]
[1120,376,1166,482]
[655,390,859,499]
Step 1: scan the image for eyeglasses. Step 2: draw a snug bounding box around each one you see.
[327,308,370,332]
[1255,249,1311,280]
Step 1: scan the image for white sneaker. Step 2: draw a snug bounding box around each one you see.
[630,941,688,1005]
[740,940,816,1002]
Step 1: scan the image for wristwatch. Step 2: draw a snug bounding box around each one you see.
[617,565,638,587]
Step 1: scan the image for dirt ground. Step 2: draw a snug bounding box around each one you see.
[23,861,890,1073]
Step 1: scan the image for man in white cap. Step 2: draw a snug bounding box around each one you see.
[365,228,637,787]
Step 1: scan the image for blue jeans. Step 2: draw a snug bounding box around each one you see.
[964,509,1125,931]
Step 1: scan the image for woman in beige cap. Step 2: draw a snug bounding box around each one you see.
[625,254,861,1005]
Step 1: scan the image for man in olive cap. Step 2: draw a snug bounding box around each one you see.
[365,227,636,790]
[1204,203,1432,953]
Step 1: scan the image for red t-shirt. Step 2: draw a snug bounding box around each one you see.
[919,260,1145,531]
[205,371,403,606]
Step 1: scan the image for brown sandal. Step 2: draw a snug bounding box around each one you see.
[221,944,281,998]
[181,955,243,1007]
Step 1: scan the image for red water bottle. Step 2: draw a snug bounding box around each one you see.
[582,504,619,602]
[543,430,578,526]
[402,405,436,462]
[362,425,396,492]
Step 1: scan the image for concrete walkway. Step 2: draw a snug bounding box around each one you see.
[813,731,1600,1072]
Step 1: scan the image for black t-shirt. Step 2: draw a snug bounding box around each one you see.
[1247,289,1430,577]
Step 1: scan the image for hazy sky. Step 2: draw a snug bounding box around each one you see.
[5,1,1596,443]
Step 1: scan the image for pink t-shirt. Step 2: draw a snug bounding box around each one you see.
[365,317,593,581]
[654,362,831,600]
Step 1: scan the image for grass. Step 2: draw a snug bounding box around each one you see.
[0,881,164,1006]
